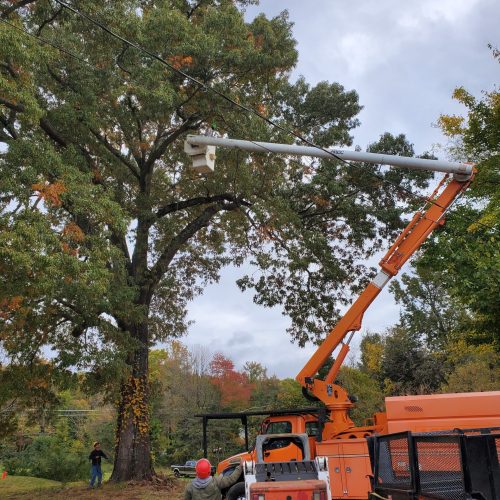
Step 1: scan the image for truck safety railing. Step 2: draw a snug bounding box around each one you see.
[368,428,500,500]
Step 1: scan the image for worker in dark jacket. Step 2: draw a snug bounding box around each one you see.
[184,458,242,500]
[88,441,109,488]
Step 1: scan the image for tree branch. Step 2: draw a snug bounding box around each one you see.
[0,97,24,113]
[149,199,246,292]
[110,229,132,271]
[89,127,140,179]
[36,6,63,35]
[149,204,222,290]
[0,111,18,139]
[116,44,131,75]
[156,193,251,218]
[144,116,200,170]
[126,95,143,163]
[1,62,19,79]
[40,117,67,147]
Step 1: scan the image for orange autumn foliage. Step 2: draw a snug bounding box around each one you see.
[167,55,193,70]
[61,242,78,256]
[257,103,267,116]
[0,296,23,319]
[62,222,85,243]
[209,353,252,407]
[32,181,66,207]
[312,195,330,208]
[258,225,277,241]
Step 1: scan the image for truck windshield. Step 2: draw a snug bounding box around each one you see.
[265,421,292,434]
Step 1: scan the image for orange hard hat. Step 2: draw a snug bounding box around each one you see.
[195,458,211,478]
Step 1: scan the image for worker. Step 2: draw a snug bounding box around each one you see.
[184,458,242,500]
[88,441,109,488]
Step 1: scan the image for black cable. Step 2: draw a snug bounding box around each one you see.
[2,9,497,235]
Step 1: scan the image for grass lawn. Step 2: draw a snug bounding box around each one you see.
[0,473,185,499]
[0,475,65,497]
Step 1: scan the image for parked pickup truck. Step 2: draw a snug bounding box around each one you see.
[171,460,216,478]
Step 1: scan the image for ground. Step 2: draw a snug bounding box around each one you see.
[0,475,187,499]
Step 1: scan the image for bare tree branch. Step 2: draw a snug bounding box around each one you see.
[36,6,63,35]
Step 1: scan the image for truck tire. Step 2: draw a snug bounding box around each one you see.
[226,482,245,500]
[173,469,180,478]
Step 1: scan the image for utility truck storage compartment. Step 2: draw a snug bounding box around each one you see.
[385,391,500,433]
[316,438,371,499]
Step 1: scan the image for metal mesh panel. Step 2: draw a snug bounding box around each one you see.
[415,437,466,500]
[376,435,412,490]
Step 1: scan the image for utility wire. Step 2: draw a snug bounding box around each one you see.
[2,9,497,235]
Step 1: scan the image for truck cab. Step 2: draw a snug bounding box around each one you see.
[216,413,320,476]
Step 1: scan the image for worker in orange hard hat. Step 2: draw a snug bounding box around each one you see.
[184,457,242,500]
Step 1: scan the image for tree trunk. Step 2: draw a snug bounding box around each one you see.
[110,320,155,481]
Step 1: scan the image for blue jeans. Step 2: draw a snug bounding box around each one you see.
[89,464,102,487]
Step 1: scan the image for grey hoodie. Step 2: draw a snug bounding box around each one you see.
[184,464,242,500]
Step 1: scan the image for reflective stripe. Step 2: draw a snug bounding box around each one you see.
[372,271,391,289]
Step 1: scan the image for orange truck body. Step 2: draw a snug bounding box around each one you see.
[385,391,500,433]
[317,391,500,499]
[217,391,500,498]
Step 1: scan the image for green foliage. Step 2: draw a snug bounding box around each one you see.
[336,366,384,425]
[359,333,384,378]
[442,340,500,393]
[380,57,499,397]
[427,64,500,346]
[3,421,89,482]
[0,0,432,359]
[0,360,71,434]
[389,270,467,349]
[380,327,446,395]
[273,378,308,408]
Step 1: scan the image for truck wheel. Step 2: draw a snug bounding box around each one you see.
[226,482,245,500]
[173,469,180,478]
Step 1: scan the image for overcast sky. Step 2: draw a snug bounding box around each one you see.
[181,0,499,379]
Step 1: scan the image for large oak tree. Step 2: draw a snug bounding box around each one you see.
[1,0,429,480]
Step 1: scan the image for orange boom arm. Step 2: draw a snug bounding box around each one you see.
[296,173,474,424]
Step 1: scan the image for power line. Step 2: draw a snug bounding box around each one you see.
[2,9,497,235]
